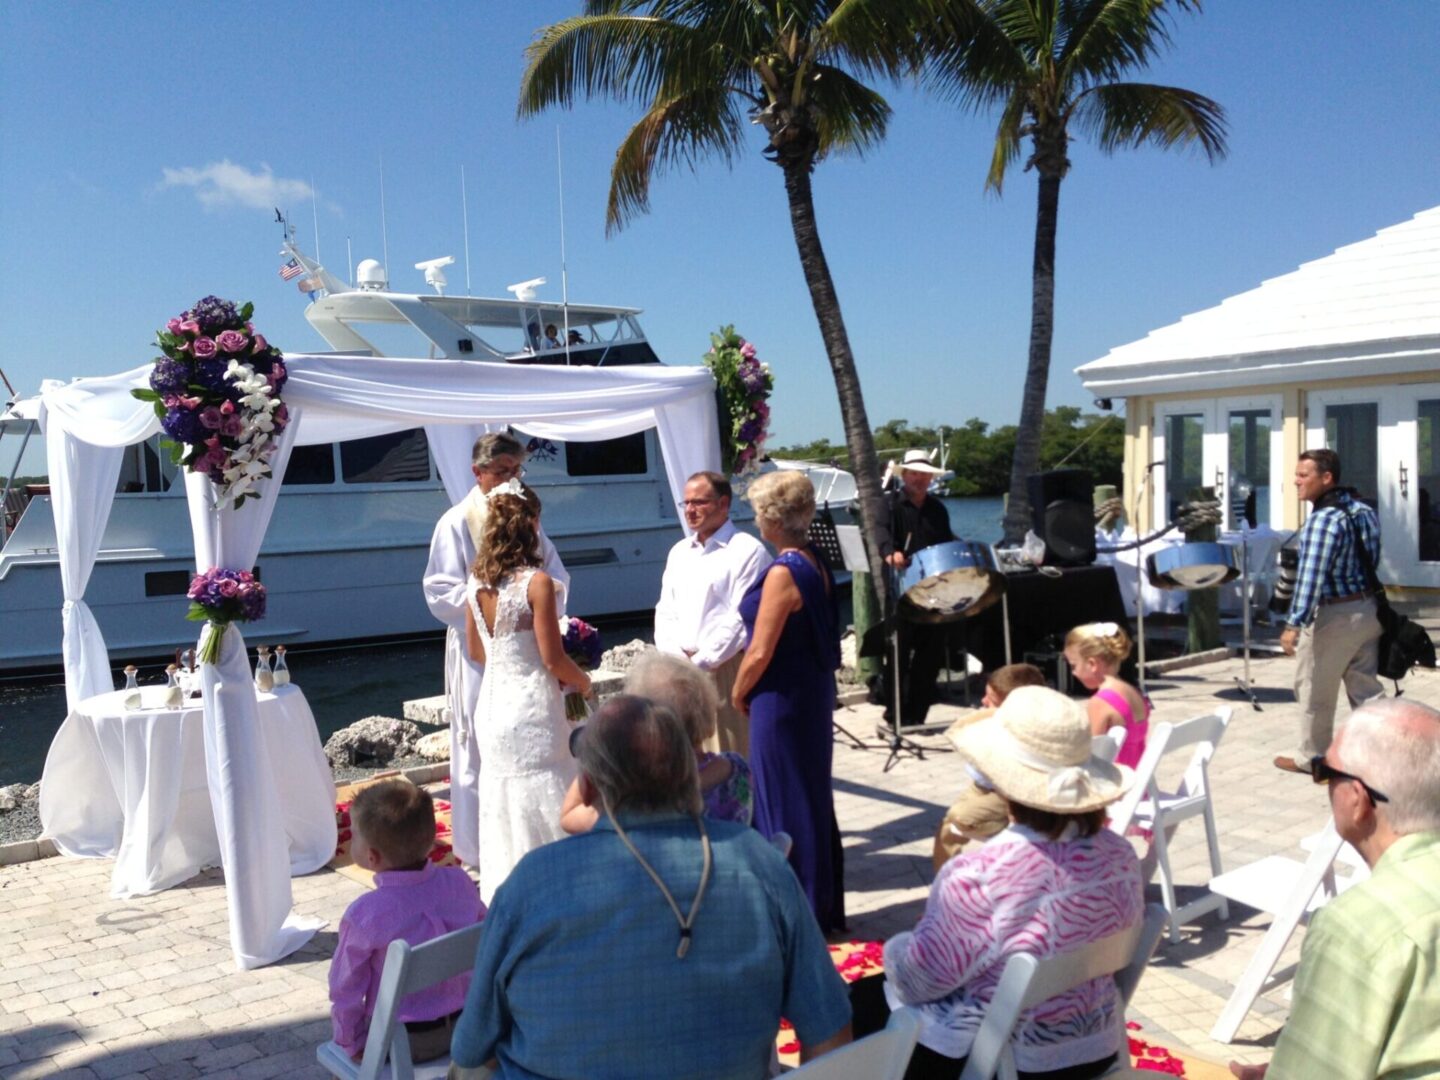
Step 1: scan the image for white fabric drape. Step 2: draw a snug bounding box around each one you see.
[184,420,316,970]
[424,422,489,505]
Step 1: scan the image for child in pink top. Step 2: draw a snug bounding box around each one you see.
[1064,622,1150,767]
[329,779,485,1063]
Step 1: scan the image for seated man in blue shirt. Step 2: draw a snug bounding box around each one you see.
[450,694,852,1079]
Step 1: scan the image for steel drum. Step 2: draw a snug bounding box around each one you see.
[898,540,1007,623]
[1146,541,1240,590]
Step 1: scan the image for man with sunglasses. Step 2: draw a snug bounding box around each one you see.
[1232,698,1440,1079]
[1274,448,1383,775]
[653,470,768,755]
[423,431,569,867]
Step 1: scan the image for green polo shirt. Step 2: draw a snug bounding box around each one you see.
[1269,831,1440,1079]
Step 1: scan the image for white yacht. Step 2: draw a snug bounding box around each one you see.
[0,237,855,675]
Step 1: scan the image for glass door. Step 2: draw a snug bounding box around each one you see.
[1152,402,1219,529]
[1217,395,1283,529]
[1306,387,1399,579]
[1387,383,1440,587]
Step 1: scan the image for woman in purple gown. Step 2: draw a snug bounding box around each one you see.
[733,471,845,933]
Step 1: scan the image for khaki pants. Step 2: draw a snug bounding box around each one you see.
[701,652,749,757]
[931,781,1010,873]
[1294,597,1384,759]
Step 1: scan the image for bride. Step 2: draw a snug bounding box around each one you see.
[464,482,593,902]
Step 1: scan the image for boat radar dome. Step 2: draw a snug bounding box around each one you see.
[506,277,546,302]
[356,259,388,291]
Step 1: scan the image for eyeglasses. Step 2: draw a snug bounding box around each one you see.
[677,498,718,510]
[1309,755,1389,805]
[484,464,526,479]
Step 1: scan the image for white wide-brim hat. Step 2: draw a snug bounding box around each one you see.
[955,686,1133,814]
[898,449,944,475]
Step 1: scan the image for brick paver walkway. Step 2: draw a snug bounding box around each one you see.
[3,652,1437,1078]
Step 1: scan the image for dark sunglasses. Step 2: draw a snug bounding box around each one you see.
[1309,755,1389,805]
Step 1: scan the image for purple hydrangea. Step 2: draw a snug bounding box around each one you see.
[161,407,204,445]
[738,418,763,443]
[185,296,240,334]
[149,357,192,396]
[192,357,231,392]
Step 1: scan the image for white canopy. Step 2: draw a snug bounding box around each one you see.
[39,353,720,968]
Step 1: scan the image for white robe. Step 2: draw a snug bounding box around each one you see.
[422,485,569,867]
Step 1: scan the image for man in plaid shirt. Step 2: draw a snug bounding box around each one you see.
[1275,449,1384,774]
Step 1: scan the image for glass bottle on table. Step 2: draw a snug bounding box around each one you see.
[164,664,183,708]
[254,646,274,693]
[272,645,290,687]
[122,665,141,710]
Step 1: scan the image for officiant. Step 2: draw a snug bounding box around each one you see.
[423,431,569,867]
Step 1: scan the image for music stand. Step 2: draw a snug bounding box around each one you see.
[808,512,882,752]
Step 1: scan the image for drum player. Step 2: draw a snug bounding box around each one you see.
[878,449,957,729]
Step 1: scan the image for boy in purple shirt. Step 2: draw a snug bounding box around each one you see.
[329,779,485,1062]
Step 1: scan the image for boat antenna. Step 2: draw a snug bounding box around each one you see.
[0,367,16,400]
[379,153,390,286]
[461,164,473,295]
[556,127,571,364]
[346,236,354,287]
[310,176,322,266]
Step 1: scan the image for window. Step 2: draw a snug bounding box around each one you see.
[283,443,337,486]
[1228,409,1272,528]
[341,429,433,484]
[1164,414,1204,523]
[1418,399,1440,563]
[565,433,648,477]
[1324,403,1378,506]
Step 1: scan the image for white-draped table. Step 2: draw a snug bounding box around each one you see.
[39,683,337,899]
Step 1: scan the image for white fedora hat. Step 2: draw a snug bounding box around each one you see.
[898,449,944,475]
[954,686,1132,813]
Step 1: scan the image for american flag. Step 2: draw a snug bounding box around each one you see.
[278,258,304,281]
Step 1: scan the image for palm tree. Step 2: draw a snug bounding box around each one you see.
[923,0,1226,541]
[518,0,918,601]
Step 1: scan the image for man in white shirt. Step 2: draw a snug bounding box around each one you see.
[422,431,569,867]
[654,471,769,756]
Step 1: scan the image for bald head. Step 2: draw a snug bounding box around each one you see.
[1335,698,1440,835]
[577,694,701,818]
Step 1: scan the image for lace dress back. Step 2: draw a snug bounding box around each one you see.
[466,568,573,904]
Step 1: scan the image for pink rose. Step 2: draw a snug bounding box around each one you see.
[272,403,289,427]
[199,407,223,430]
[220,400,235,415]
[216,330,249,353]
[217,578,240,598]
[220,415,244,438]
[192,337,217,359]
[740,342,757,360]
[178,320,201,337]
[177,394,202,410]
[166,318,184,335]
[251,334,268,353]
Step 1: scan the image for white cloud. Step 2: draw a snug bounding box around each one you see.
[160,160,312,210]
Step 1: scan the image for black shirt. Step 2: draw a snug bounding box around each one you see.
[883,492,955,558]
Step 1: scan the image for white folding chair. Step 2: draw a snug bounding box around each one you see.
[1207,821,1367,1043]
[785,1006,922,1079]
[959,904,1169,1080]
[317,921,486,1080]
[1107,707,1233,942]
[1092,726,1127,764]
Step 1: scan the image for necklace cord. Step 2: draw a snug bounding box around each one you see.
[604,804,712,959]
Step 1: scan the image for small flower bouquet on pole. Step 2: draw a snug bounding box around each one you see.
[131,296,290,510]
[703,325,773,477]
[559,616,602,721]
[187,567,267,664]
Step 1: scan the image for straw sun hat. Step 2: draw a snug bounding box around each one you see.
[898,449,945,475]
[954,686,1133,814]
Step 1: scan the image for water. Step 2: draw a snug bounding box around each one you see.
[0,497,1001,787]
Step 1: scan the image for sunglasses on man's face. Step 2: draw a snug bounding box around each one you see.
[1309,755,1389,805]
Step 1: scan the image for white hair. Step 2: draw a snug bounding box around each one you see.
[1339,699,1440,834]
[624,652,718,748]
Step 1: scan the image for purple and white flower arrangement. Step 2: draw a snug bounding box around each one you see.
[186,567,267,663]
[132,297,289,510]
[703,325,773,476]
[560,616,602,722]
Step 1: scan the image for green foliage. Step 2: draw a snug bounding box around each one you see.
[771,408,1122,496]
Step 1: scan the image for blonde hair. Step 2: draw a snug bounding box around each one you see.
[471,491,542,586]
[746,470,815,539]
[625,652,719,747]
[1064,622,1133,666]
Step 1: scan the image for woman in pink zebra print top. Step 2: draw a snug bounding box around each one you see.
[852,687,1142,1079]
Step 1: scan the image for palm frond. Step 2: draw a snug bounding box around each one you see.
[518,14,725,116]
[820,0,931,78]
[807,64,892,158]
[1060,0,1190,83]
[1070,81,1227,160]
[917,0,1032,114]
[606,88,747,233]
[985,91,1029,192]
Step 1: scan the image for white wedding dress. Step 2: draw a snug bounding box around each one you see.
[467,568,575,904]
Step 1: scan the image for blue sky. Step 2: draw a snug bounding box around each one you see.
[3,2,1439,475]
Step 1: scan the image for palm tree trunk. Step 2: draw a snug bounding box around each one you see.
[1002,169,1062,544]
[781,161,893,605]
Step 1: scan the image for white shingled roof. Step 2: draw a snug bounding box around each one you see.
[1077,205,1440,396]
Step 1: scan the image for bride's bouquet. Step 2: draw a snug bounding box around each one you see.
[560,616,602,722]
